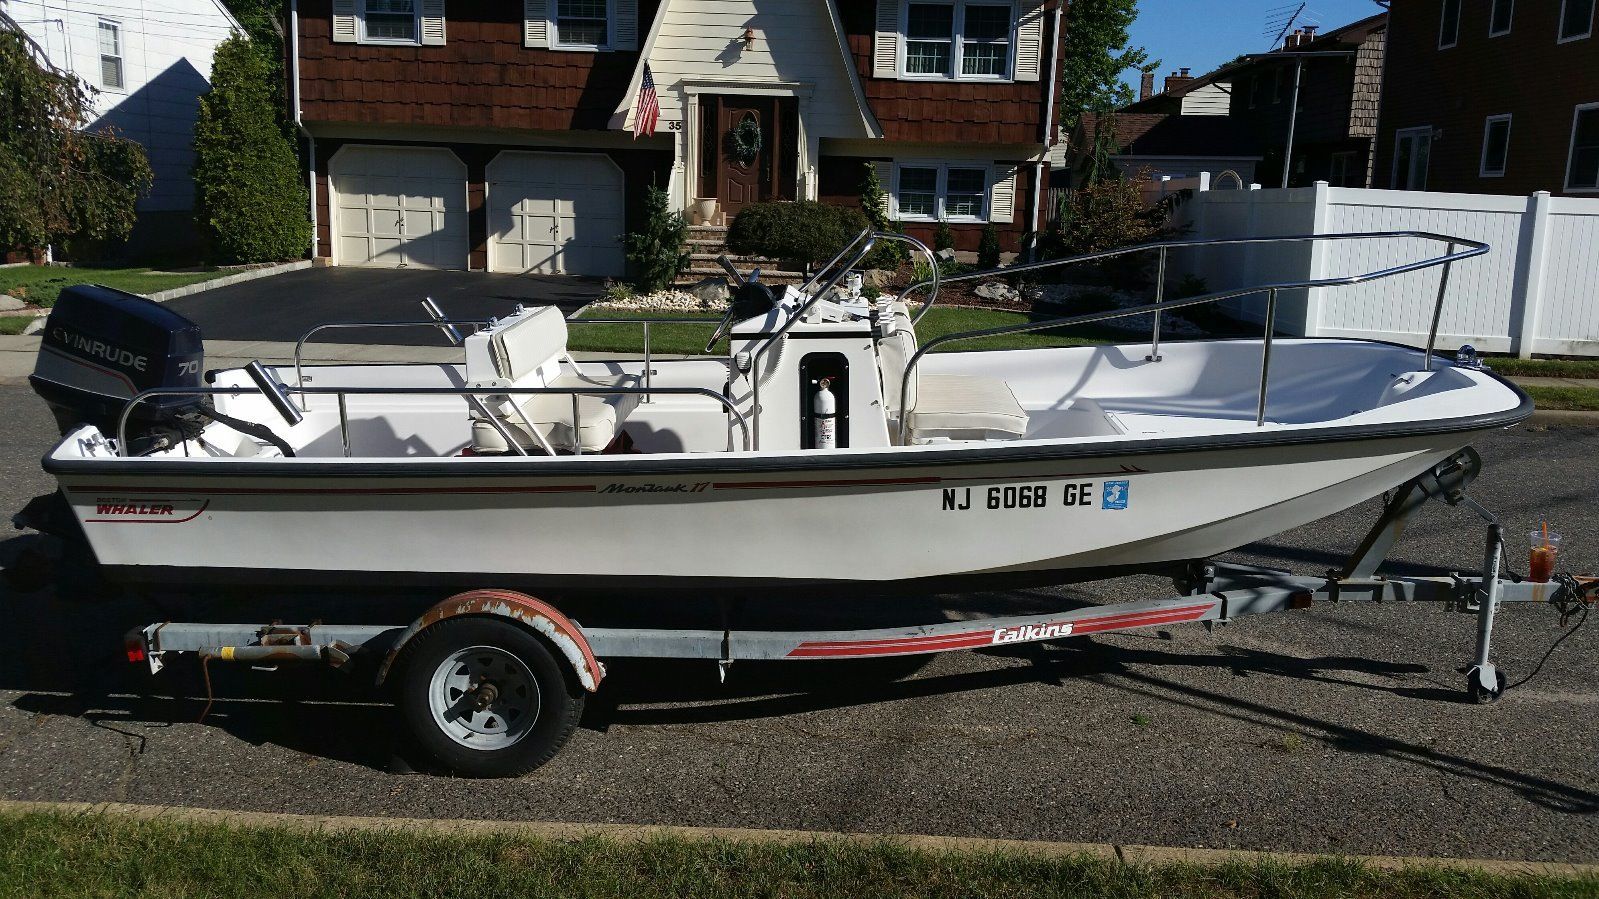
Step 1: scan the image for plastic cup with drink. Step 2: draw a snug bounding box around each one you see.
[1529,522,1561,583]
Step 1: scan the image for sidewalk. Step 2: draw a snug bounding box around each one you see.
[3,334,1595,424]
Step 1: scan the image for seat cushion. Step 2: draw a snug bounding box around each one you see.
[907,374,1029,438]
[472,371,640,453]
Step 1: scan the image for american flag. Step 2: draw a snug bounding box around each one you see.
[633,65,659,139]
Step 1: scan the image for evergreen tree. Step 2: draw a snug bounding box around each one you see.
[624,186,687,292]
[193,34,310,263]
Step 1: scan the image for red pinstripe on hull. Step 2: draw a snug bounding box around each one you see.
[785,602,1216,658]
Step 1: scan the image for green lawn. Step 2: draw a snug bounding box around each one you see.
[567,307,1132,356]
[1486,357,1599,379]
[0,811,1591,899]
[0,315,35,335]
[1525,384,1599,412]
[0,265,231,307]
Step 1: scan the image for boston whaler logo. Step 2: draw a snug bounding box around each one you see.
[991,621,1073,645]
[87,497,208,523]
[598,482,711,495]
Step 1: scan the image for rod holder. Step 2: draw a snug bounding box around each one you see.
[244,361,305,427]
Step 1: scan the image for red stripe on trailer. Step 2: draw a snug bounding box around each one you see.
[784,602,1217,659]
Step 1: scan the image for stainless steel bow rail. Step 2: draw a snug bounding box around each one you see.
[895,230,1486,441]
[124,449,1593,749]
[114,382,753,457]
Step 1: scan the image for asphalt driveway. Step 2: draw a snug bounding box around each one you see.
[164,268,604,346]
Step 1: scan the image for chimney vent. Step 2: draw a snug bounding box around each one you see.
[1163,68,1196,94]
[1139,71,1155,101]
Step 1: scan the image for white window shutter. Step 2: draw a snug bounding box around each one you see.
[1014,0,1046,81]
[873,0,899,78]
[989,164,1018,223]
[871,161,895,218]
[524,0,549,48]
[332,0,357,43]
[419,0,446,45]
[615,0,638,49]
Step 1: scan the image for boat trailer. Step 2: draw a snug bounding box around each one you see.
[123,448,1595,772]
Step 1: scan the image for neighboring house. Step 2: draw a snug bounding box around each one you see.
[1376,0,1599,195]
[1220,14,1388,189]
[0,0,242,257]
[1066,112,1261,187]
[1123,68,1234,117]
[291,0,1066,275]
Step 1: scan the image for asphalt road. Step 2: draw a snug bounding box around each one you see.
[1,385,1595,863]
[163,268,601,345]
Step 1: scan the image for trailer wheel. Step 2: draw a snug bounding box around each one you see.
[1468,668,1506,705]
[396,617,584,777]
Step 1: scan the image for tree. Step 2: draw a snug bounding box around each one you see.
[0,27,152,251]
[193,34,310,263]
[1058,0,1156,132]
[624,186,687,292]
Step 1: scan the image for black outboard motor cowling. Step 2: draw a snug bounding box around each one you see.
[30,285,205,444]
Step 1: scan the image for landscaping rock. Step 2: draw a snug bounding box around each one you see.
[589,289,729,314]
[862,269,895,289]
[688,277,731,305]
[0,295,25,312]
[973,282,1019,303]
[936,248,958,263]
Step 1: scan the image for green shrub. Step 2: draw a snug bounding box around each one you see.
[859,161,890,231]
[601,280,636,302]
[193,35,309,264]
[934,220,955,252]
[977,224,1001,269]
[726,201,870,269]
[624,186,687,293]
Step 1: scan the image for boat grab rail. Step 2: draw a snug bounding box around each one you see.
[113,383,753,458]
[894,230,1488,442]
[562,315,727,405]
[291,319,492,407]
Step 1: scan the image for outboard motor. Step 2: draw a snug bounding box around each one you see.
[30,285,205,450]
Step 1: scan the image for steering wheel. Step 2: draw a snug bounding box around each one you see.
[705,282,779,354]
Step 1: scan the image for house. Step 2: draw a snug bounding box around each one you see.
[1059,69,1258,189]
[1375,0,1599,195]
[290,0,1067,275]
[0,0,243,257]
[1218,14,1388,189]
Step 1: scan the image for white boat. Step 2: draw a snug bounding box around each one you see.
[32,231,1530,596]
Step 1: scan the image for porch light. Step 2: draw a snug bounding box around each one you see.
[743,26,756,49]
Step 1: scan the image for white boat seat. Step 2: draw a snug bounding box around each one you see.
[463,306,639,454]
[877,303,1030,441]
[907,374,1029,439]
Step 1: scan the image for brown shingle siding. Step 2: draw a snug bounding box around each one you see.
[1378,0,1599,194]
[297,0,659,132]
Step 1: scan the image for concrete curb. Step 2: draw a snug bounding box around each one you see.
[0,800,1592,879]
[145,260,312,302]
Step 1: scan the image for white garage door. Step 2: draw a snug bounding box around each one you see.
[488,152,626,276]
[332,146,469,270]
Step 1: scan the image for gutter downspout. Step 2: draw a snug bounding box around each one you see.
[290,0,317,260]
[1030,0,1063,261]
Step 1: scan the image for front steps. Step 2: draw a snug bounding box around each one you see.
[679,225,804,285]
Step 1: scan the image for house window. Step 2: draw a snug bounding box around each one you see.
[1249,72,1267,108]
[1393,126,1432,190]
[97,20,123,90]
[1489,0,1514,36]
[901,1,1014,80]
[1329,151,1357,187]
[1272,67,1284,104]
[361,0,417,43]
[895,164,989,221]
[1566,103,1599,191]
[1560,0,1595,41]
[1480,114,1512,177]
[555,0,610,48]
[1439,0,1461,47]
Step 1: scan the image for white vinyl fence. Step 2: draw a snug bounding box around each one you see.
[1170,181,1599,357]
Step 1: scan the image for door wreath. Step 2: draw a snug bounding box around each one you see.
[729,114,763,165]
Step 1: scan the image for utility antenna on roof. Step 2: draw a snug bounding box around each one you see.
[1263,2,1307,49]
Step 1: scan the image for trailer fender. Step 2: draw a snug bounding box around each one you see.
[377,589,603,692]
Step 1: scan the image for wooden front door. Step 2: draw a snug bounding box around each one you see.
[718,100,767,216]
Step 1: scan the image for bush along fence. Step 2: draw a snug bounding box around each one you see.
[1170,179,1599,358]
